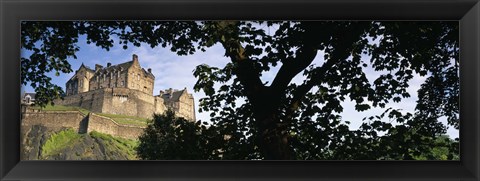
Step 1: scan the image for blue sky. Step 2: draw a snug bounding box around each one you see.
[22,33,459,139]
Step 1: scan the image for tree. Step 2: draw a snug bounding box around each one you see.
[137,110,211,160]
[21,21,459,159]
[413,135,459,160]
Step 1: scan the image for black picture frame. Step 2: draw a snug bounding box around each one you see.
[1,0,479,180]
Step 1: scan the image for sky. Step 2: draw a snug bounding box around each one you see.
[21,31,459,139]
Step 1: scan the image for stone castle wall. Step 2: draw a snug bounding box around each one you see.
[21,109,85,131]
[89,113,145,140]
[154,96,166,114]
[55,88,166,119]
[54,89,105,113]
[22,108,146,140]
[177,94,195,121]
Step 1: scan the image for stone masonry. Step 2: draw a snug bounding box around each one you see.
[56,54,196,121]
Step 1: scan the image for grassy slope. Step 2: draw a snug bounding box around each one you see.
[32,104,90,115]
[89,131,139,159]
[96,113,149,127]
[40,129,139,160]
[41,128,83,158]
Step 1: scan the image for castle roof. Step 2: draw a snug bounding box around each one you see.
[160,88,193,102]
[91,60,155,79]
[141,68,155,79]
[80,63,95,73]
[96,61,133,74]
[162,89,188,102]
[23,93,36,99]
[66,63,95,83]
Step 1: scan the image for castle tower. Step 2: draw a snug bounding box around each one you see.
[65,63,95,96]
[124,54,155,95]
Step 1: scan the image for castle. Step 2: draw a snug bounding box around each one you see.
[54,54,196,120]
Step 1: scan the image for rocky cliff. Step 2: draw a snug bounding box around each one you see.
[21,125,139,160]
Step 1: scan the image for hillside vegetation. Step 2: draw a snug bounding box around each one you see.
[22,125,139,160]
[97,113,149,126]
[32,104,90,115]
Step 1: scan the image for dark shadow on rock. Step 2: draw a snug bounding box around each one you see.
[78,114,89,134]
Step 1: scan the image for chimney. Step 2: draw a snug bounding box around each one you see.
[107,62,111,67]
[95,64,103,71]
[132,54,138,61]
[148,68,151,73]
[132,54,139,66]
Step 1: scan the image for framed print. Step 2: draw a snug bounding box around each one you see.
[17,20,461,161]
[1,0,479,180]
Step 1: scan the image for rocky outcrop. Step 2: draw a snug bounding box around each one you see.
[21,125,56,160]
[21,125,138,160]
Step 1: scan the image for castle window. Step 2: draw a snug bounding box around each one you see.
[111,73,113,79]
[117,71,120,78]
[103,74,106,81]
[121,81,124,86]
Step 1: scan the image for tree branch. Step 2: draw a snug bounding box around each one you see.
[217,21,265,105]
[284,22,371,119]
[270,45,317,94]
[285,58,338,119]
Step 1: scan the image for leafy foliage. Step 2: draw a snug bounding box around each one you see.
[414,135,459,160]
[22,21,459,160]
[136,110,212,160]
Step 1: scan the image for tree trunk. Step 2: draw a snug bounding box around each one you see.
[253,94,292,160]
[215,21,296,159]
[257,116,292,160]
